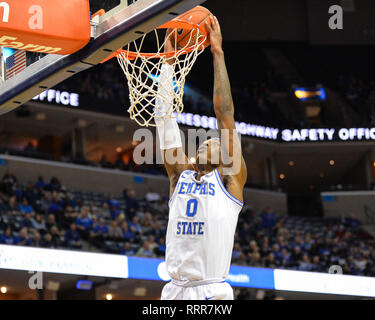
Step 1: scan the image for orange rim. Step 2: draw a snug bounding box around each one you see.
[101,19,209,63]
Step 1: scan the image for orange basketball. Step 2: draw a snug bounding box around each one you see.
[173,6,212,49]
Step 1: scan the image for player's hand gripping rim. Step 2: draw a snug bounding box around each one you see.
[205,15,223,55]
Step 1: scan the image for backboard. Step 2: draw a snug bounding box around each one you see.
[0,0,206,116]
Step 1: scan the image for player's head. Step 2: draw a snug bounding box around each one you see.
[196,138,221,171]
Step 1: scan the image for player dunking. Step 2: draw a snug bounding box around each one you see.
[155,16,247,300]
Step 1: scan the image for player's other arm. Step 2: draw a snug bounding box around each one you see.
[163,146,193,197]
[156,32,194,197]
[206,16,247,191]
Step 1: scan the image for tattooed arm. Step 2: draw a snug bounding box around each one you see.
[206,16,247,199]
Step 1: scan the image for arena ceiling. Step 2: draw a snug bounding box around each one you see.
[90,0,375,44]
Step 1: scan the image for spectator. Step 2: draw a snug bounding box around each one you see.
[136,241,154,258]
[290,246,303,266]
[90,206,101,224]
[23,181,38,204]
[311,256,323,272]
[46,176,61,192]
[141,213,154,236]
[50,225,61,247]
[299,254,313,271]
[245,240,259,256]
[354,254,367,273]
[123,189,140,220]
[109,206,121,220]
[238,223,252,246]
[129,216,142,236]
[63,205,79,229]
[90,217,109,248]
[346,214,361,230]
[280,248,292,268]
[120,241,136,256]
[19,198,34,215]
[32,231,42,247]
[260,207,276,232]
[40,233,56,248]
[106,194,120,209]
[151,220,165,240]
[232,242,242,260]
[24,141,36,154]
[277,235,288,252]
[45,214,57,232]
[121,221,134,241]
[310,238,324,256]
[39,192,52,215]
[248,252,263,267]
[0,228,17,245]
[60,192,76,209]
[265,253,278,268]
[237,252,248,266]
[6,196,18,216]
[34,176,46,190]
[1,169,17,195]
[291,235,304,251]
[76,208,94,239]
[48,192,64,224]
[20,213,34,230]
[2,170,17,185]
[16,227,33,246]
[147,235,158,251]
[64,223,82,249]
[271,243,283,264]
[108,220,123,241]
[99,202,111,220]
[303,233,314,252]
[260,242,270,258]
[154,237,166,257]
[319,238,332,257]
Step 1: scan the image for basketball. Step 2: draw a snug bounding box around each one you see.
[172,6,212,49]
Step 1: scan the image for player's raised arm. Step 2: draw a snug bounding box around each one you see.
[206,16,247,188]
[155,31,194,197]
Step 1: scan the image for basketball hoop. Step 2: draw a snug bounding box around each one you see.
[101,18,209,127]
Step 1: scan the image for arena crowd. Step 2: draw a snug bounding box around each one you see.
[1,169,374,277]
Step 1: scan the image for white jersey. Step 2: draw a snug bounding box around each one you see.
[165,168,243,285]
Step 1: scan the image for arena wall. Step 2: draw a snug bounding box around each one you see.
[321,191,375,223]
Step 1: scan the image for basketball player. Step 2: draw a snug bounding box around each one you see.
[155,16,247,300]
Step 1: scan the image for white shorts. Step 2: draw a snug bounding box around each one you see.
[161,281,234,300]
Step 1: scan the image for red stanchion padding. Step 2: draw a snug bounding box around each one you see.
[0,0,91,55]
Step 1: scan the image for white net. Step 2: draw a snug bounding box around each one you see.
[117,27,207,127]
